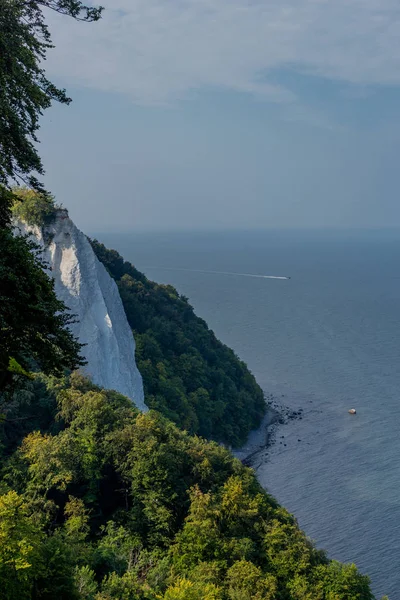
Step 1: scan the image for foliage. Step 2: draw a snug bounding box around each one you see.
[0,214,84,390]
[1,0,101,392]
[11,187,57,226]
[0,374,381,599]
[91,240,266,447]
[0,0,102,191]
[0,490,43,600]
[0,184,12,227]
[162,578,222,599]
[0,374,382,600]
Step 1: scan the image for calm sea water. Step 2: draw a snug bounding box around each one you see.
[95,229,400,598]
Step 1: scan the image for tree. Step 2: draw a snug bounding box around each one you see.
[0,0,102,391]
[317,561,374,600]
[226,560,277,600]
[0,491,43,600]
[11,186,57,225]
[0,0,102,191]
[0,223,85,389]
[0,185,12,227]
[162,578,222,600]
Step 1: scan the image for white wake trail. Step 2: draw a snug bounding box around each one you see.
[143,266,290,280]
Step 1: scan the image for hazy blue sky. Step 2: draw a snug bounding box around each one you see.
[39,0,400,232]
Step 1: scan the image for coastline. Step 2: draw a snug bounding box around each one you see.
[233,393,304,466]
[233,400,280,464]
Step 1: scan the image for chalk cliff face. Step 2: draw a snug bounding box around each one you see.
[15,209,146,411]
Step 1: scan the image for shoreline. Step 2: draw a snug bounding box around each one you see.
[233,393,304,466]
[233,400,280,464]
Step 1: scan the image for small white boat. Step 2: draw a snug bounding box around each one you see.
[348,408,357,414]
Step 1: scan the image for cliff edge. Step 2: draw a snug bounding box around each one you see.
[15,209,146,411]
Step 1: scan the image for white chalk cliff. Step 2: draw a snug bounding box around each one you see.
[15,209,146,411]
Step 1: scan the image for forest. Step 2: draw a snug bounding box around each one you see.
[0,373,376,599]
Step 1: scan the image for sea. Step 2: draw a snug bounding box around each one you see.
[94,228,400,598]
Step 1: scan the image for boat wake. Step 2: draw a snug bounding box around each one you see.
[143,266,290,280]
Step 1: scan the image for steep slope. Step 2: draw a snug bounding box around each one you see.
[14,210,146,411]
[91,240,266,447]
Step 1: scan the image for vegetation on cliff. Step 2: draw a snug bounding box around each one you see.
[0,189,84,390]
[11,187,58,226]
[91,240,266,447]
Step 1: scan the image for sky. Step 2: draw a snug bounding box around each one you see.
[38,0,400,232]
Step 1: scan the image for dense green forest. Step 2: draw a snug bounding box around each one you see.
[0,373,378,600]
[91,240,266,447]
